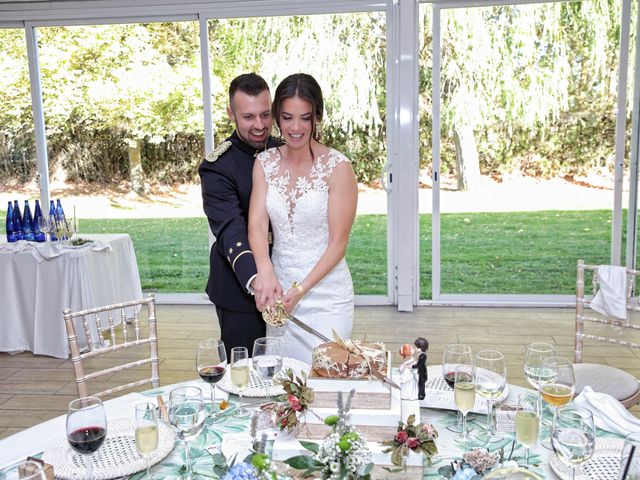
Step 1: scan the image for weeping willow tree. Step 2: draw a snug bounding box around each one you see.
[419,0,630,189]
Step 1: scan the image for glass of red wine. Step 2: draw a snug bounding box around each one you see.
[66,396,107,479]
[196,339,227,418]
[442,343,474,433]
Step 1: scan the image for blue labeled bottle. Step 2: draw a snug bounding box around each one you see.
[13,200,24,240]
[5,201,17,242]
[49,200,58,241]
[22,200,35,241]
[56,199,66,240]
[32,200,45,242]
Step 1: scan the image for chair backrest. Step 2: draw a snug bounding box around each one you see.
[575,260,640,363]
[63,294,160,398]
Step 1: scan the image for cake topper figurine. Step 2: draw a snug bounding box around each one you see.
[399,344,418,400]
[413,337,429,400]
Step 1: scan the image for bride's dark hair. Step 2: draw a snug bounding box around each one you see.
[272,73,323,160]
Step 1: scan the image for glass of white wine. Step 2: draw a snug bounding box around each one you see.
[134,402,159,479]
[540,356,575,420]
[551,406,595,480]
[454,364,475,448]
[523,342,557,421]
[474,349,507,444]
[231,346,250,417]
[516,392,540,469]
[442,343,474,433]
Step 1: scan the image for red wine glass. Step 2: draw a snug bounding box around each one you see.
[196,339,227,418]
[66,396,107,480]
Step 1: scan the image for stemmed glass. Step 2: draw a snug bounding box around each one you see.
[252,337,283,399]
[37,215,56,244]
[515,392,540,469]
[540,356,575,423]
[169,386,205,480]
[474,349,507,443]
[134,402,159,479]
[523,342,557,420]
[66,396,107,480]
[196,339,227,418]
[230,346,251,417]
[442,343,474,433]
[619,431,640,479]
[454,364,476,448]
[551,406,596,480]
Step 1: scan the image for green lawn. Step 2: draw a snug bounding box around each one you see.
[3,210,620,296]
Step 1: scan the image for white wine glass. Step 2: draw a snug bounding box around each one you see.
[37,215,55,244]
[619,431,640,479]
[169,386,204,480]
[524,342,557,421]
[231,346,250,417]
[134,402,159,479]
[252,337,283,399]
[454,364,475,448]
[66,396,107,480]
[442,343,474,433]
[540,356,575,449]
[551,406,596,480]
[196,339,227,418]
[474,349,507,443]
[516,392,540,469]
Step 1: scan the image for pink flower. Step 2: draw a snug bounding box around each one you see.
[288,394,302,411]
[395,430,408,443]
[422,423,436,437]
[406,437,421,449]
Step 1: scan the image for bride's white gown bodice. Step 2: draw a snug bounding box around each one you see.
[258,147,354,364]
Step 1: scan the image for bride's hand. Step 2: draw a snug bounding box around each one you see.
[281,287,302,314]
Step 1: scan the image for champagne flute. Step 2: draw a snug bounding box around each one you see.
[474,349,507,443]
[516,392,540,468]
[252,337,283,399]
[196,339,227,418]
[169,386,204,480]
[442,343,474,433]
[134,402,159,479]
[66,396,107,480]
[231,346,250,417]
[454,364,475,448]
[524,342,557,421]
[619,431,640,479]
[551,406,596,480]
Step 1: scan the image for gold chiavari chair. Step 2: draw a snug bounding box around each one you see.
[63,294,160,399]
[575,260,640,408]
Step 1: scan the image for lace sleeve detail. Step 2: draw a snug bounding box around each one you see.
[312,149,351,184]
[257,148,281,183]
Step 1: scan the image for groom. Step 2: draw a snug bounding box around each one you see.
[199,73,281,358]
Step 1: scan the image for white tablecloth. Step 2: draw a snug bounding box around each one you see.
[0,234,143,358]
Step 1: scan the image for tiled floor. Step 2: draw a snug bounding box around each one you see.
[0,305,638,441]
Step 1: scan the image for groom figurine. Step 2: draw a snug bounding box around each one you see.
[199,73,281,359]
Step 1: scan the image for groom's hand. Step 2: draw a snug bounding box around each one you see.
[252,272,283,312]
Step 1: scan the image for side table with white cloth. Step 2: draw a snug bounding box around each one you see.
[0,234,143,358]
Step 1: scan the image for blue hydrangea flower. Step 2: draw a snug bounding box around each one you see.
[222,462,259,480]
[452,466,478,480]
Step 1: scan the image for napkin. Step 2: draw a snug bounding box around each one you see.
[590,265,628,320]
[573,386,640,435]
[31,240,112,263]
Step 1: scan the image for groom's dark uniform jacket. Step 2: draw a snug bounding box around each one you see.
[198,131,279,357]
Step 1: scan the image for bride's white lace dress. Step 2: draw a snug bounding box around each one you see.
[257,147,354,364]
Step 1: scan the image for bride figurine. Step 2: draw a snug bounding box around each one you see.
[399,343,419,401]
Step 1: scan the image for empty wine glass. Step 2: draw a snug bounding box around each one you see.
[252,337,283,399]
[66,396,107,480]
[196,339,227,418]
[474,349,507,443]
[37,215,55,244]
[442,343,474,433]
[454,364,476,448]
[620,431,640,479]
[516,392,540,469]
[169,386,205,480]
[134,402,159,479]
[551,406,596,480]
[231,346,250,417]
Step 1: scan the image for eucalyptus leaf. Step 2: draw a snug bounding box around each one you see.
[298,440,320,453]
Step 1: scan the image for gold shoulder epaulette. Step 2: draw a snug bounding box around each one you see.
[205,141,232,162]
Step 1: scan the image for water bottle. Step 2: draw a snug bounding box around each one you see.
[33,200,45,242]
[22,200,35,241]
[49,200,58,241]
[56,199,66,240]
[5,201,17,242]
[13,200,24,241]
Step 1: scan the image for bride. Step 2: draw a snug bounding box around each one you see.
[248,73,358,364]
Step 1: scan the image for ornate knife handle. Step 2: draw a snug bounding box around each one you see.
[261,301,288,327]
